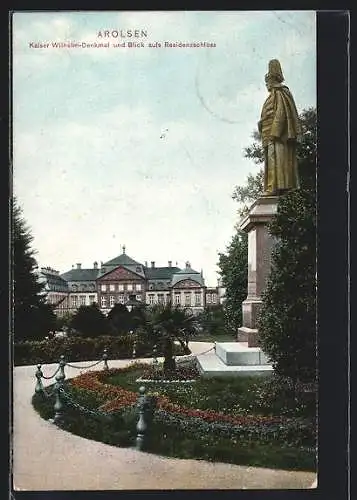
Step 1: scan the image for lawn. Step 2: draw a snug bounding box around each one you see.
[32,362,317,472]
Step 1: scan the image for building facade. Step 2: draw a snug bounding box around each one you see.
[42,248,224,316]
[37,267,70,317]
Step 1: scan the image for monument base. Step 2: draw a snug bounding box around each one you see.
[195,342,273,377]
[238,195,279,348]
[237,327,260,347]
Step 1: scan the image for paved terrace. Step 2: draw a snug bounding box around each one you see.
[12,342,317,490]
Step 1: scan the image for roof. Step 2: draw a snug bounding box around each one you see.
[103,253,143,267]
[40,273,69,291]
[60,269,99,282]
[145,266,181,280]
[176,265,200,275]
[171,265,204,287]
[172,273,205,287]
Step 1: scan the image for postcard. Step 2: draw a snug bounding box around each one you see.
[11,10,318,491]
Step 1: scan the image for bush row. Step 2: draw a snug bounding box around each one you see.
[14,335,186,366]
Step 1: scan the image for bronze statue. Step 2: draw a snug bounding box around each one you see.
[258,59,301,196]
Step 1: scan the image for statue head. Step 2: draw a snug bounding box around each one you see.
[265,59,284,90]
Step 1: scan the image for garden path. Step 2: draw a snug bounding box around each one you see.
[12,342,317,491]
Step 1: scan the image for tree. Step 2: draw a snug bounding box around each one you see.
[12,198,48,341]
[218,231,248,334]
[197,304,226,337]
[258,107,317,384]
[107,304,132,335]
[69,304,109,338]
[143,304,197,372]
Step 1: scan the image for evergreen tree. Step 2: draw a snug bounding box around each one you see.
[107,303,132,335]
[69,304,109,338]
[12,198,47,341]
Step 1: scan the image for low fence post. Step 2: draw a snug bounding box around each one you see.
[53,373,65,424]
[132,339,137,360]
[35,365,44,394]
[152,344,158,370]
[102,349,109,370]
[136,386,147,451]
[59,355,66,380]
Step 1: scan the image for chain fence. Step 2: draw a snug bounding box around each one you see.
[66,359,103,370]
[59,387,112,421]
[32,342,315,457]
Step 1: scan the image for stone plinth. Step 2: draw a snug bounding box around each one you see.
[237,196,278,347]
[215,342,270,366]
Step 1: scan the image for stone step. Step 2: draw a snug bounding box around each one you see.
[196,352,273,378]
[215,342,270,366]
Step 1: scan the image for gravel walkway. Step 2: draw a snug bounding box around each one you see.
[12,342,317,490]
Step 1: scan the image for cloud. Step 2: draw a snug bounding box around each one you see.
[12,11,316,285]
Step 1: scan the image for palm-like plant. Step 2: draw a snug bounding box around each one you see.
[144,304,198,373]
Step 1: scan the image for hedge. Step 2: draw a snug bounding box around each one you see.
[14,335,187,366]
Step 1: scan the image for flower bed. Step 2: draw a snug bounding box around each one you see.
[68,365,315,446]
[136,363,200,383]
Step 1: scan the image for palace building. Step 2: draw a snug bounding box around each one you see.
[40,247,223,316]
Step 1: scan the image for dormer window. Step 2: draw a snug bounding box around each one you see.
[136,266,141,273]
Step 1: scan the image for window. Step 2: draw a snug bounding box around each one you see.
[185,293,191,306]
[109,295,115,307]
[206,294,211,304]
[212,294,217,303]
[71,284,78,292]
[101,284,107,292]
[175,294,181,305]
[166,294,171,304]
[89,295,95,304]
[109,284,116,292]
[127,283,133,291]
[118,294,125,304]
[195,293,201,305]
[80,295,86,306]
[136,266,141,273]
[101,296,107,308]
[71,295,78,307]
[135,283,142,291]
[118,284,124,292]
[158,294,164,304]
[149,294,155,305]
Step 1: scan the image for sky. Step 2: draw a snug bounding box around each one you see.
[12,11,316,286]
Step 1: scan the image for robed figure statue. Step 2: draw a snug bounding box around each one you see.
[258,59,301,196]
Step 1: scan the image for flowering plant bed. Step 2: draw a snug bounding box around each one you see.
[32,363,316,471]
[136,363,200,383]
[68,365,315,441]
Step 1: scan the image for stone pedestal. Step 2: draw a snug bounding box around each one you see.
[237,196,278,347]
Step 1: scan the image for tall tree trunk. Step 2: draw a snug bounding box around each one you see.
[163,337,176,373]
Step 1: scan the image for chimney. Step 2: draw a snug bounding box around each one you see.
[168,261,172,267]
[145,261,148,268]
[151,261,155,268]
[76,263,81,269]
[185,261,190,269]
[93,261,98,269]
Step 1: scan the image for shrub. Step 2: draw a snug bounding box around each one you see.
[14,335,188,366]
